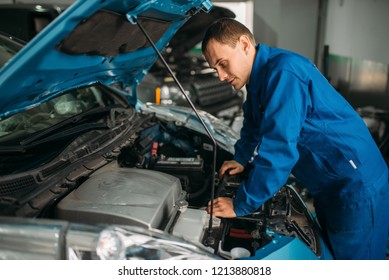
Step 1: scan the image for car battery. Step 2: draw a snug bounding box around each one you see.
[152,156,205,194]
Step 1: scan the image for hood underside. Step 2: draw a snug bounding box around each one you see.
[167,5,235,57]
[0,0,212,118]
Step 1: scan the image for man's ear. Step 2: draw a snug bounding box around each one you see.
[239,35,251,54]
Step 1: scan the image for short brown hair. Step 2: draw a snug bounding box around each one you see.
[201,18,255,55]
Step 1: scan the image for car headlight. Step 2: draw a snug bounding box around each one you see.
[0,217,218,260]
[96,228,126,260]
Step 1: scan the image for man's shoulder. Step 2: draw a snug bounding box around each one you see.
[268,47,309,67]
[265,46,313,79]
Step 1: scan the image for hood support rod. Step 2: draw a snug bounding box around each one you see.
[133,17,217,246]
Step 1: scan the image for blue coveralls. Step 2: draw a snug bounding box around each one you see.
[233,44,389,259]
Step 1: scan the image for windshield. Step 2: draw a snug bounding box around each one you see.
[0,85,115,144]
[0,34,23,68]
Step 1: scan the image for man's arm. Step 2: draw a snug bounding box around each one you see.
[234,69,310,216]
[234,100,261,166]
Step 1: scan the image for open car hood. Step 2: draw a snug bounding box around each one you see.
[166,5,235,58]
[0,0,212,118]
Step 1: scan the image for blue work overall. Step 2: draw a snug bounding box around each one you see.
[233,44,389,259]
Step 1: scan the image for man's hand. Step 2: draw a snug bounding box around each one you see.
[219,160,244,177]
[206,197,237,218]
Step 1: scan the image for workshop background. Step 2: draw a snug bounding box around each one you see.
[2,0,389,65]
[0,0,388,260]
[1,0,388,174]
[2,0,388,109]
[1,0,388,160]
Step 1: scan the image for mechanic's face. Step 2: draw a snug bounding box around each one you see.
[205,37,253,90]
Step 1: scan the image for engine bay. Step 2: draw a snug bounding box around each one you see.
[53,117,323,259]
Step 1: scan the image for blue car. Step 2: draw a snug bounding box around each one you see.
[0,0,333,260]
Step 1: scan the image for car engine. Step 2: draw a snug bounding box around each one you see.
[52,117,323,259]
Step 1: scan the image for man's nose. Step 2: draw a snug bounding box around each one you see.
[217,69,228,81]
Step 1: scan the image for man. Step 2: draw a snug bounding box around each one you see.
[202,18,389,260]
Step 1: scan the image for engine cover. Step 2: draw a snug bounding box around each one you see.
[55,162,184,229]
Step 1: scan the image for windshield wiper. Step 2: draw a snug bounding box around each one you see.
[21,122,109,147]
[20,106,117,146]
[0,145,26,153]
[0,122,108,153]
